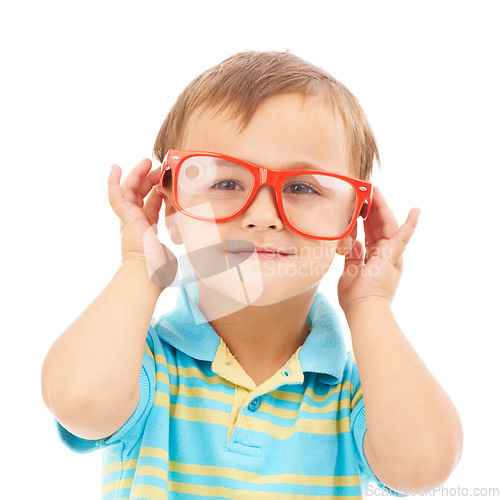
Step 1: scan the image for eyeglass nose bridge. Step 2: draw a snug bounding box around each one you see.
[258,166,269,185]
[246,168,288,212]
[247,167,283,210]
[240,167,285,218]
[256,166,286,192]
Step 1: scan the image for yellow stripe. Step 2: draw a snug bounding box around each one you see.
[129,483,168,500]
[169,363,230,387]
[154,348,354,404]
[351,387,363,410]
[258,396,351,419]
[144,344,154,360]
[169,404,230,426]
[156,365,354,414]
[155,370,170,386]
[151,340,357,405]
[102,478,133,495]
[154,379,354,418]
[169,461,360,487]
[102,461,360,497]
[150,356,357,437]
[174,382,235,404]
[228,386,249,438]
[154,390,169,407]
[140,446,169,461]
[153,352,168,367]
[158,375,235,405]
[169,404,351,438]
[169,480,361,499]
[102,458,137,477]
[240,413,352,439]
[102,448,170,495]
[272,380,354,404]
[153,356,357,411]
[135,464,168,482]
[154,353,237,389]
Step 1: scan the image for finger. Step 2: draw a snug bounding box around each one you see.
[108,164,122,186]
[389,207,421,265]
[364,187,399,246]
[108,165,126,217]
[135,167,162,207]
[121,158,153,204]
[137,167,162,197]
[143,187,164,226]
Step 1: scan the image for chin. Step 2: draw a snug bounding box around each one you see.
[193,253,324,315]
[209,275,318,308]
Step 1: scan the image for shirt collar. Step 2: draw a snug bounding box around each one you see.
[154,279,346,384]
[154,277,220,361]
[301,292,347,384]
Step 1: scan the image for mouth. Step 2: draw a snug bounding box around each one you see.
[224,241,293,260]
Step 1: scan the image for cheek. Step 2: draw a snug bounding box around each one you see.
[178,218,249,287]
[256,242,338,289]
[179,217,222,252]
[297,241,338,264]
[292,241,338,282]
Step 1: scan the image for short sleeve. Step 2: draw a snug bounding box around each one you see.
[55,327,157,455]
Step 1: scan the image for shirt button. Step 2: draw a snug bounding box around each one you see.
[282,367,292,377]
[248,397,261,412]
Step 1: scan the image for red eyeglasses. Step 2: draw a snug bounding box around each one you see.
[160,150,372,240]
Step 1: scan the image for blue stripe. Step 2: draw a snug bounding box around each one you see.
[56,287,391,498]
[170,392,233,413]
[169,470,362,496]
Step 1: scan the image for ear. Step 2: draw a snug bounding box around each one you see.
[336,222,358,256]
[157,185,183,245]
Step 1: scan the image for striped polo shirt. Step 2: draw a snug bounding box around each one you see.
[57,280,396,499]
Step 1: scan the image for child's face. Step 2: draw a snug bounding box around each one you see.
[165,93,356,307]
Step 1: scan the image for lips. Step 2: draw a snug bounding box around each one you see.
[177,240,295,282]
[254,246,291,255]
[224,240,293,258]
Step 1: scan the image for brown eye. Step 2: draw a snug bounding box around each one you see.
[283,183,317,195]
[212,180,243,190]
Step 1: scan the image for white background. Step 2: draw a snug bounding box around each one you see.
[1,1,499,498]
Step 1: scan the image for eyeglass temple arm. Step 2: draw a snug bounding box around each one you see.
[359,191,373,220]
[160,162,172,186]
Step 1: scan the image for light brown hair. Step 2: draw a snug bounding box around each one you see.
[153,51,379,181]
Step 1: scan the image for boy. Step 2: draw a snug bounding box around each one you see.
[42,51,462,499]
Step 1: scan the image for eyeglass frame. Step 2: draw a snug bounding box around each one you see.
[160,149,373,241]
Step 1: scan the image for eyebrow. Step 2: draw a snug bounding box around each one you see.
[282,162,327,172]
[216,157,328,172]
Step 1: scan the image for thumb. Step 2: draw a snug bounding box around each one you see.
[389,208,420,266]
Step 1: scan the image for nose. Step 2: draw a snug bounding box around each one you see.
[239,186,284,232]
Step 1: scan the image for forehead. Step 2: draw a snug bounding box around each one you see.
[181,93,351,176]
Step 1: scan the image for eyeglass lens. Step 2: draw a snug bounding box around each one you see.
[176,156,357,238]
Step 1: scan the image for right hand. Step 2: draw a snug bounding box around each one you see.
[108,158,178,288]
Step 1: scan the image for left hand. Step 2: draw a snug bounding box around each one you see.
[337,187,420,316]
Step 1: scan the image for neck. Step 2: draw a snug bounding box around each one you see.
[196,281,318,383]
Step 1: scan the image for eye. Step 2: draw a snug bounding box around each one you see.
[211,180,243,190]
[283,183,318,195]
